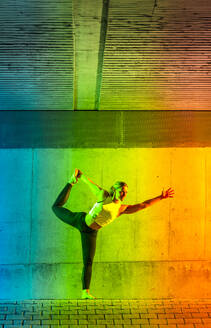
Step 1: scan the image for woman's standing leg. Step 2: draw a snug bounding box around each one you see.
[81,230,98,299]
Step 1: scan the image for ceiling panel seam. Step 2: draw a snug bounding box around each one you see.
[95,0,110,110]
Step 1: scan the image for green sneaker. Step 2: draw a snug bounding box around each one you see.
[81,289,96,300]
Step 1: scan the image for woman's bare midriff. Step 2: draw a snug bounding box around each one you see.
[88,221,102,230]
[85,214,102,230]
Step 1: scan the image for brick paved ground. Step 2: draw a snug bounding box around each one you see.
[0,299,211,327]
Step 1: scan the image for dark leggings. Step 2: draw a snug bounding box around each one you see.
[52,183,98,289]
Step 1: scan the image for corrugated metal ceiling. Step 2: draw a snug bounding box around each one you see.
[0,0,210,110]
[100,0,211,110]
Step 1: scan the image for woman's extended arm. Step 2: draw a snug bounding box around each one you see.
[80,173,103,196]
[119,187,174,215]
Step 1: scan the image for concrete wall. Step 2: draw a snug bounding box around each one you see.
[1,148,211,299]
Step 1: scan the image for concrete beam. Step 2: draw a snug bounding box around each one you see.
[0,110,210,148]
[72,0,104,110]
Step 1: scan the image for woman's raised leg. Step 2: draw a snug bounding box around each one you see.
[52,169,82,227]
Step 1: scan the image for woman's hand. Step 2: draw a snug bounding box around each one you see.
[76,169,82,179]
[161,187,174,199]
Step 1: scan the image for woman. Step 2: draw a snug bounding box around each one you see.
[52,169,174,299]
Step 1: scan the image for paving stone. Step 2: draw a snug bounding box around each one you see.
[87,325,105,328]
[113,319,131,324]
[32,326,50,328]
[123,325,142,328]
[175,313,192,318]
[140,313,157,319]
[142,326,160,328]
[131,318,149,324]
[202,317,211,324]
[158,313,174,318]
[167,318,185,324]
[122,314,140,319]
[0,321,13,324]
[87,314,104,319]
[0,299,211,326]
[185,318,203,323]
[149,318,168,324]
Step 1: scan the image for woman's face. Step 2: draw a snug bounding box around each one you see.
[114,185,128,202]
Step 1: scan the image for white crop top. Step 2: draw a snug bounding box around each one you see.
[88,197,122,227]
